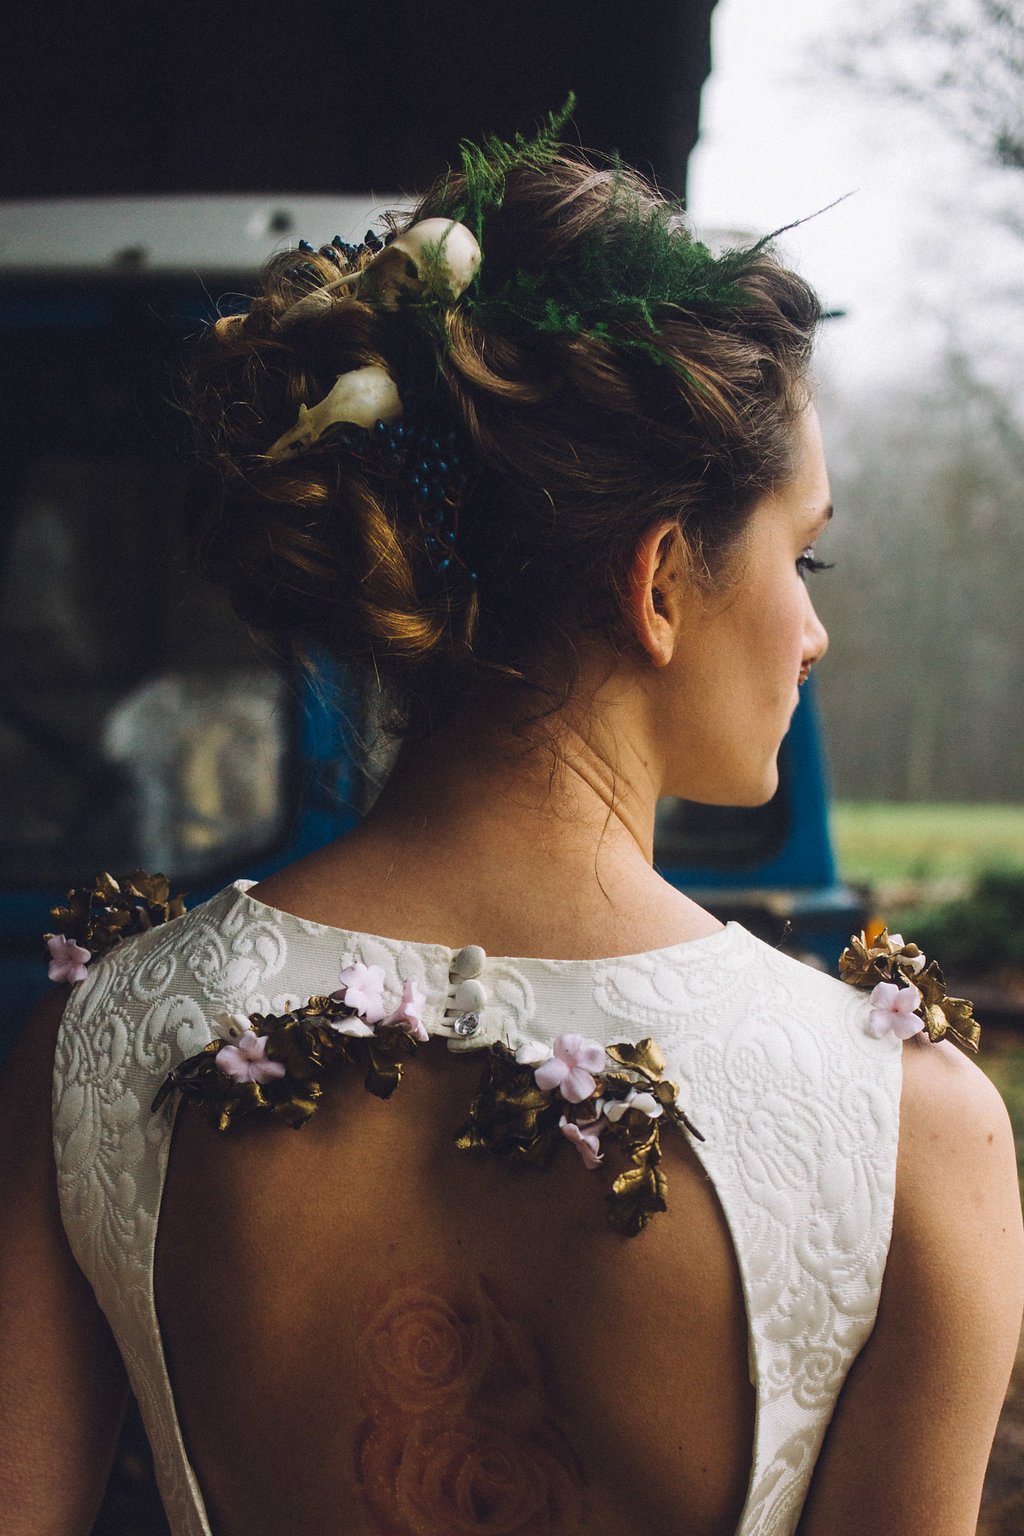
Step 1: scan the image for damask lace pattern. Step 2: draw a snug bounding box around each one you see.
[589,933,901,1533]
[52,882,901,1536]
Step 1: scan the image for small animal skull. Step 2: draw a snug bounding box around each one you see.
[265,364,403,460]
[361,219,482,310]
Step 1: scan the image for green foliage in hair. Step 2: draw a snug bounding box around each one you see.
[421,101,784,383]
[453,96,578,240]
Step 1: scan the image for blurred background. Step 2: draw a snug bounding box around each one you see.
[1,1,1022,1530]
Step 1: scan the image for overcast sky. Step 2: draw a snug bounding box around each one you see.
[687,0,1020,398]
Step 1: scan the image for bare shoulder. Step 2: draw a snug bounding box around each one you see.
[798,1038,1024,1536]
[896,1035,1021,1261]
[0,989,128,1535]
[0,987,69,1150]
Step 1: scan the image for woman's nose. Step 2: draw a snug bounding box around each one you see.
[805,602,828,663]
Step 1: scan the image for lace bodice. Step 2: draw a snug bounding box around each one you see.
[52,881,902,1536]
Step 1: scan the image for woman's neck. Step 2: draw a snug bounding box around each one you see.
[250,690,722,959]
[368,704,658,864]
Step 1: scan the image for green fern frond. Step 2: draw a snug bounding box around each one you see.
[455,95,577,239]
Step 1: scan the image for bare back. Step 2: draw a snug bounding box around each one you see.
[157,1045,754,1536]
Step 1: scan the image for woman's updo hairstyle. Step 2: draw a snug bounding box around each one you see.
[186,138,821,736]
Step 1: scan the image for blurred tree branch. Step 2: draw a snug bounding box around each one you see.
[830,2,1024,188]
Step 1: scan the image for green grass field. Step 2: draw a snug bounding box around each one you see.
[830,801,1024,1194]
[832,802,1024,887]
[981,1034,1024,1203]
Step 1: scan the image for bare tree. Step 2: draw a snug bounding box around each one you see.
[815,362,1024,802]
[830,1,1024,169]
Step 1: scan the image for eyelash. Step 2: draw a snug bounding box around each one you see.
[797,547,834,577]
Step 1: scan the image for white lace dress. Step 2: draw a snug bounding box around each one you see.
[52,880,902,1536]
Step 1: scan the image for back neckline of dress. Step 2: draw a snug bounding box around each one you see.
[228,877,747,973]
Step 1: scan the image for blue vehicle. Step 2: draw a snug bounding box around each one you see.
[0,197,862,1066]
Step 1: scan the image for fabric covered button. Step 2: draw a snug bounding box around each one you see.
[454,978,487,1012]
[451,944,486,980]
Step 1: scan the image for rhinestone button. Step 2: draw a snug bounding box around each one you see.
[451,944,486,980]
[452,1011,480,1037]
[454,978,486,1012]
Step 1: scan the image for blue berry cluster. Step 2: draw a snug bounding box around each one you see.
[330,418,475,580]
[288,231,385,284]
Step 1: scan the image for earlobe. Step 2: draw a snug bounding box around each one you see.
[630,522,685,668]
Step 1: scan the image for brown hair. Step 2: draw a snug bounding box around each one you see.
[185,153,820,734]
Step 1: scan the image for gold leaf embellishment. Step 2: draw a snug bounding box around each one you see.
[46,868,187,964]
[152,994,418,1130]
[838,928,980,1053]
[155,1009,703,1237]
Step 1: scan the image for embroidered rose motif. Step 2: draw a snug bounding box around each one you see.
[46,933,91,984]
[867,981,924,1040]
[532,1034,606,1103]
[215,1032,287,1084]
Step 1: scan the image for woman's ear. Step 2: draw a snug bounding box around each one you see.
[628,522,689,668]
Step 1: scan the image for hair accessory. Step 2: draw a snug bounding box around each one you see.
[327,417,476,577]
[278,218,481,327]
[265,364,403,461]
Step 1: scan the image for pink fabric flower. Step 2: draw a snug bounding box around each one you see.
[46,933,91,984]
[215,1032,287,1084]
[334,962,388,1023]
[559,1114,606,1169]
[384,979,429,1042]
[534,1033,606,1103]
[867,981,924,1040]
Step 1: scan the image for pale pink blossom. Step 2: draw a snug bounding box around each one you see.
[334,962,388,1022]
[867,981,924,1040]
[604,1088,663,1121]
[46,933,91,984]
[215,1032,287,1084]
[384,979,429,1042]
[559,1114,606,1169]
[534,1033,606,1103]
